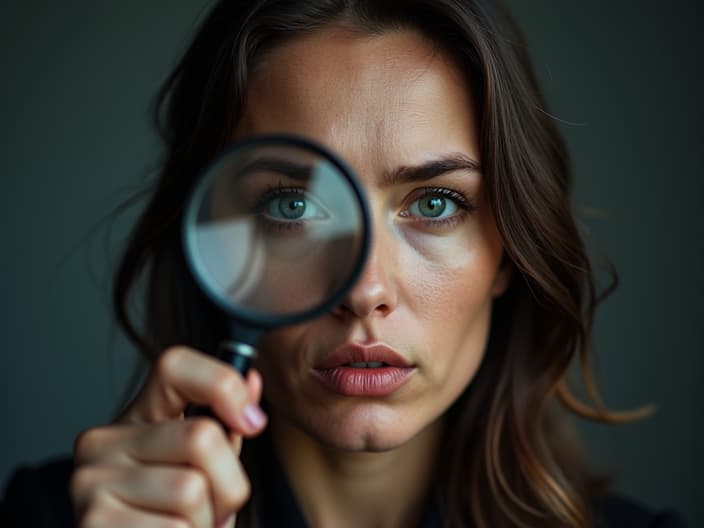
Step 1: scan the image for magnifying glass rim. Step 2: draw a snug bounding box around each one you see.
[183,133,371,329]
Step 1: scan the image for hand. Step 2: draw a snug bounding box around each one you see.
[71,346,268,528]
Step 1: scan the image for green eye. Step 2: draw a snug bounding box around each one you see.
[263,190,328,223]
[418,196,445,217]
[275,195,307,219]
[409,194,457,218]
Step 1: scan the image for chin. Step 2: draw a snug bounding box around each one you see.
[295,403,428,452]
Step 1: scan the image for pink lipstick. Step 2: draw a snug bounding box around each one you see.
[311,343,416,396]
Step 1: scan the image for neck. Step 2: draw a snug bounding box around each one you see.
[269,413,443,528]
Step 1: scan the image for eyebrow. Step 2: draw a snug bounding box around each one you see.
[381,153,481,187]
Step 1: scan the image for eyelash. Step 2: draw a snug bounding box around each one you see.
[255,184,303,206]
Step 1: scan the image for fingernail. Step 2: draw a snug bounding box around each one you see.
[242,403,267,430]
[216,513,236,528]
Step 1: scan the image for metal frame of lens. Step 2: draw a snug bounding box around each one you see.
[183,134,371,330]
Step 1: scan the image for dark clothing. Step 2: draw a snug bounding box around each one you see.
[2,459,75,527]
[1,454,686,527]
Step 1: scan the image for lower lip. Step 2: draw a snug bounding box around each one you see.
[311,366,415,396]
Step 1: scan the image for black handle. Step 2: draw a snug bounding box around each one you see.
[218,341,257,376]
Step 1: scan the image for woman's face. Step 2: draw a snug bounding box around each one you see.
[237,28,510,451]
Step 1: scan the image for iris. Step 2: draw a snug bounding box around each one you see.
[417,195,446,218]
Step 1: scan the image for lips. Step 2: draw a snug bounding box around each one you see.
[315,343,413,369]
[311,343,416,396]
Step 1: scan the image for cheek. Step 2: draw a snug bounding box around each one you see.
[255,327,307,387]
[395,223,501,396]
[254,320,337,410]
[406,255,495,415]
[397,226,500,323]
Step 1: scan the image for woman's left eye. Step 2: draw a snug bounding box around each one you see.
[401,188,472,224]
[408,193,459,219]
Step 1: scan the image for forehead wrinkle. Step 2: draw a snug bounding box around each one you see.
[356,60,451,178]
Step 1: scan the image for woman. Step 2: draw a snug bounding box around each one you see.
[0,1,686,527]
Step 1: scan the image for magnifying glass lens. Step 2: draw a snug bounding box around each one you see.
[186,140,366,321]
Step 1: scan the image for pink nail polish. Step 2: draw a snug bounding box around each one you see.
[242,403,266,430]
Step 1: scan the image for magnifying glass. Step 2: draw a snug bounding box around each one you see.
[182,134,370,376]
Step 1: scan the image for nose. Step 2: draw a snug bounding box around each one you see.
[334,228,398,320]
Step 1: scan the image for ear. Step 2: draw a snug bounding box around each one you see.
[491,253,513,298]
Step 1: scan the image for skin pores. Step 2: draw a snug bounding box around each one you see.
[236,28,510,452]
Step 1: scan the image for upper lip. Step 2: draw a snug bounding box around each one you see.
[315,343,413,369]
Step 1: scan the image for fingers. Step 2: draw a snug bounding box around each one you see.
[75,418,252,522]
[121,346,267,433]
[72,465,247,527]
[72,346,265,526]
[245,368,263,403]
[80,495,192,528]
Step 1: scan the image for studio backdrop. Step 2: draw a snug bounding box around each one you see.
[1,1,701,525]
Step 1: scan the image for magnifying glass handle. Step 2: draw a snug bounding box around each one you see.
[217,341,257,376]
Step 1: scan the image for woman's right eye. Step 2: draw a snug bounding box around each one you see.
[257,188,330,230]
[265,192,312,220]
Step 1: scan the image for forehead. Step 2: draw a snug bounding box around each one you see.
[237,28,479,173]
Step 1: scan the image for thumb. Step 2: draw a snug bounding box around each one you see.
[230,368,267,456]
[245,368,264,403]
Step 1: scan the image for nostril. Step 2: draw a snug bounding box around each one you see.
[372,302,392,316]
[335,297,394,320]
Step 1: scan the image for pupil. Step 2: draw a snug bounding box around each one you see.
[421,196,445,217]
[280,197,306,219]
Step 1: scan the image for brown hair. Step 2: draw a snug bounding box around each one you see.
[114,1,639,526]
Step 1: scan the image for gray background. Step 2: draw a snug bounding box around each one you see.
[1,1,701,524]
